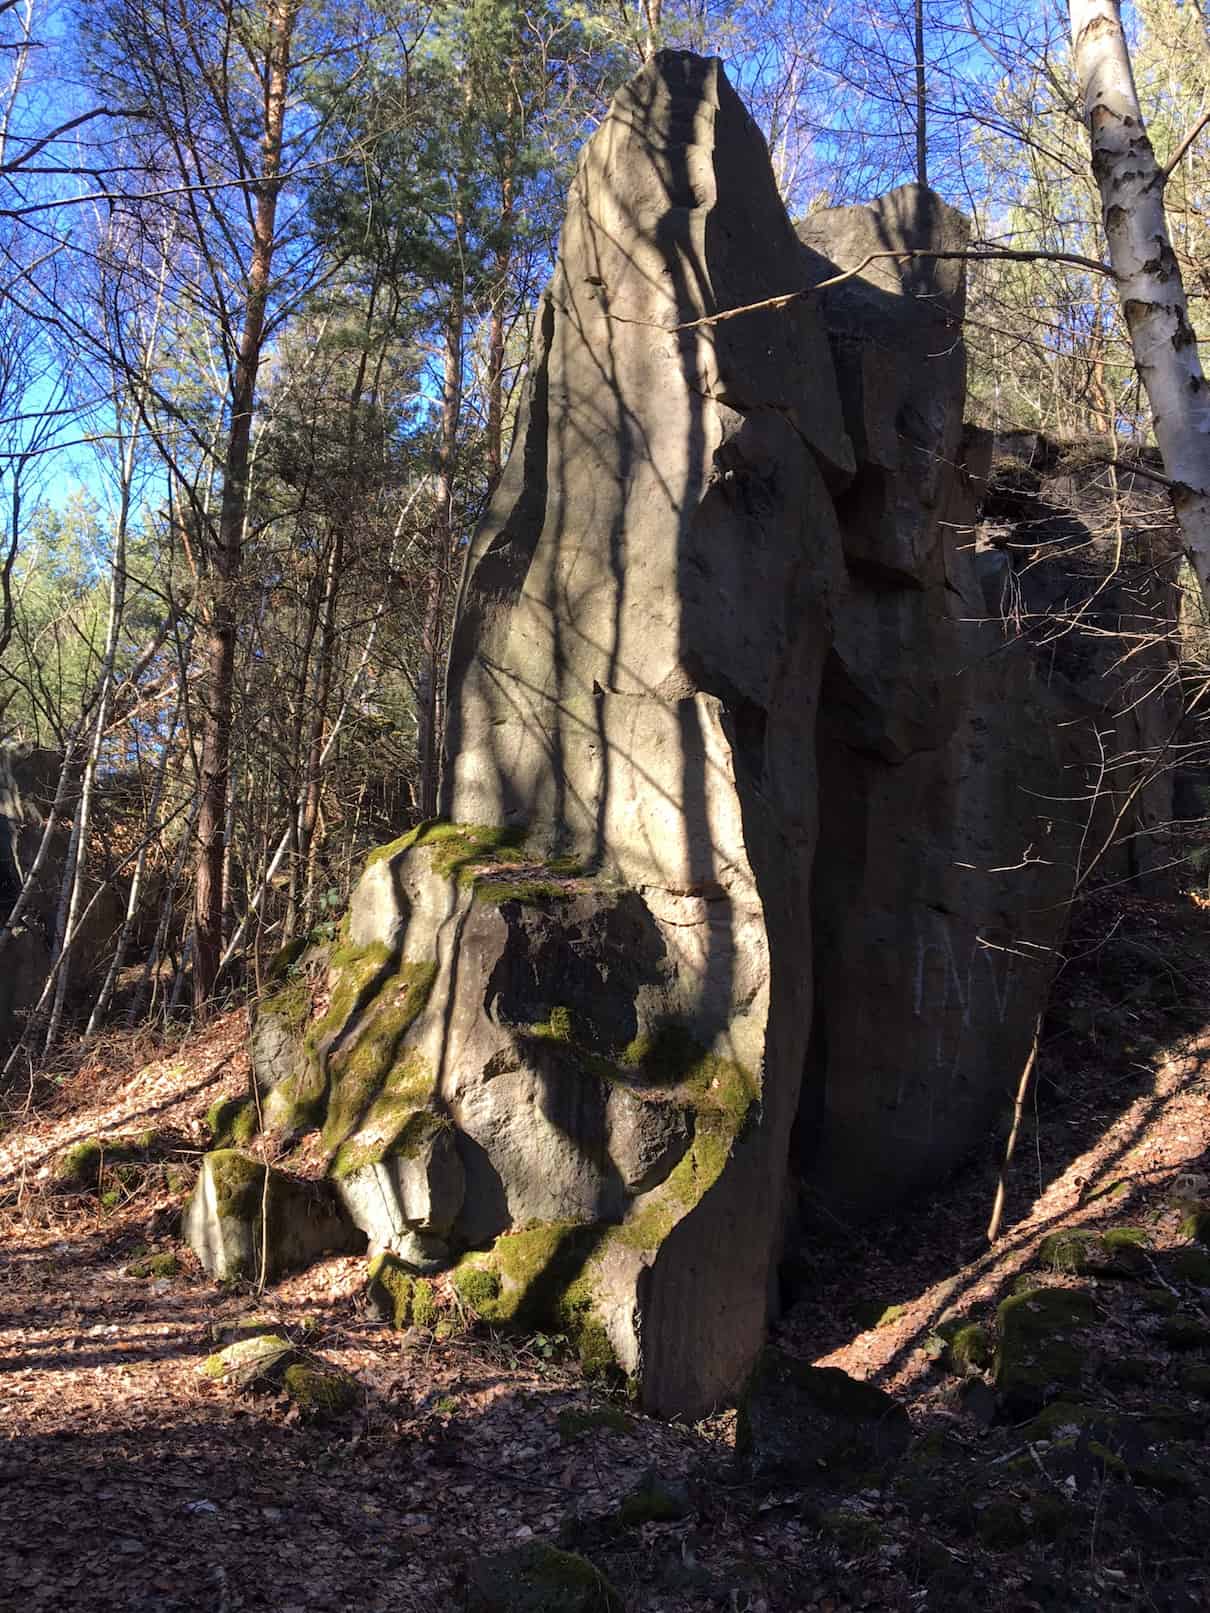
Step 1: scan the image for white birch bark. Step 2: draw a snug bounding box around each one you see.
[1070,0,1210,604]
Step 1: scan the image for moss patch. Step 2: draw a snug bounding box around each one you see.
[259,979,310,1031]
[265,938,308,982]
[320,959,437,1155]
[1160,1315,1210,1350]
[467,1542,623,1613]
[451,1223,614,1372]
[1171,1246,1210,1286]
[54,1131,168,1190]
[607,1119,733,1253]
[1178,1361,1210,1395]
[737,1351,911,1480]
[1037,1227,1147,1277]
[453,1265,502,1309]
[557,1405,632,1440]
[994,1287,1099,1410]
[125,1252,180,1279]
[617,1473,691,1526]
[207,1149,269,1223]
[412,1279,437,1328]
[366,1252,415,1327]
[945,1322,992,1374]
[281,1361,358,1417]
[369,820,529,884]
[207,1096,259,1149]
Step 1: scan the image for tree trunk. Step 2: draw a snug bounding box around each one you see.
[486,176,514,494]
[914,0,927,188]
[415,292,463,819]
[193,0,296,1009]
[1070,0,1210,607]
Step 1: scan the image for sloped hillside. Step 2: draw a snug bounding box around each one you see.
[0,890,1207,1613]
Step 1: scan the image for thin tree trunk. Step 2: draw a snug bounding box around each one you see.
[415,292,463,819]
[193,0,296,1009]
[914,0,927,188]
[1070,0,1210,608]
[297,530,341,927]
[486,177,513,495]
[86,692,181,1037]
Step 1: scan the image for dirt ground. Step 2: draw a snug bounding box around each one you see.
[1,891,1208,1613]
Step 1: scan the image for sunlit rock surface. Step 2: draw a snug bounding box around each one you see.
[190,52,1178,1417]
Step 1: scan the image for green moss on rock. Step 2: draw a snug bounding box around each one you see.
[202,1333,295,1389]
[126,1252,180,1279]
[1179,1206,1210,1245]
[946,1322,992,1374]
[320,959,437,1154]
[1160,1315,1210,1350]
[366,1252,415,1327]
[617,1472,691,1526]
[282,1361,358,1416]
[1037,1227,1147,1277]
[55,1131,167,1190]
[466,1542,622,1613]
[1178,1361,1210,1395]
[265,938,309,982]
[207,1096,259,1148]
[737,1350,911,1481]
[976,1501,1029,1550]
[818,1507,882,1552]
[374,820,529,883]
[1099,1355,1152,1387]
[451,1223,614,1372]
[259,979,310,1030]
[207,1148,269,1222]
[411,1278,437,1328]
[453,1265,502,1309]
[557,1405,632,1440]
[994,1288,1099,1411]
[1172,1246,1210,1286]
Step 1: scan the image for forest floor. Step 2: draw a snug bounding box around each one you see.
[1,889,1208,1613]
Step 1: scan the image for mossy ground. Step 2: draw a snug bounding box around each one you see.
[53,1130,176,1202]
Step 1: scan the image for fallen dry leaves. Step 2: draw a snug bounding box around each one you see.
[0,892,1208,1612]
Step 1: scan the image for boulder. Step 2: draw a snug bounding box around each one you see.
[994,1287,1099,1415]
[737,1348,911,1480]
[183,1150,364,1282]
[467,1544,622,1613]
[202,1333,296,1390]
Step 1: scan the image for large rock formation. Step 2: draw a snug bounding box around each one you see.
[792,196,1174,1217]
[187,52,1180,1417]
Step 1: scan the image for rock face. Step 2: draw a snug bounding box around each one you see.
[792,194,1143,1217]
[192,52,1180,1417]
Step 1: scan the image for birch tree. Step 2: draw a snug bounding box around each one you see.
[1069,0,1210,606]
